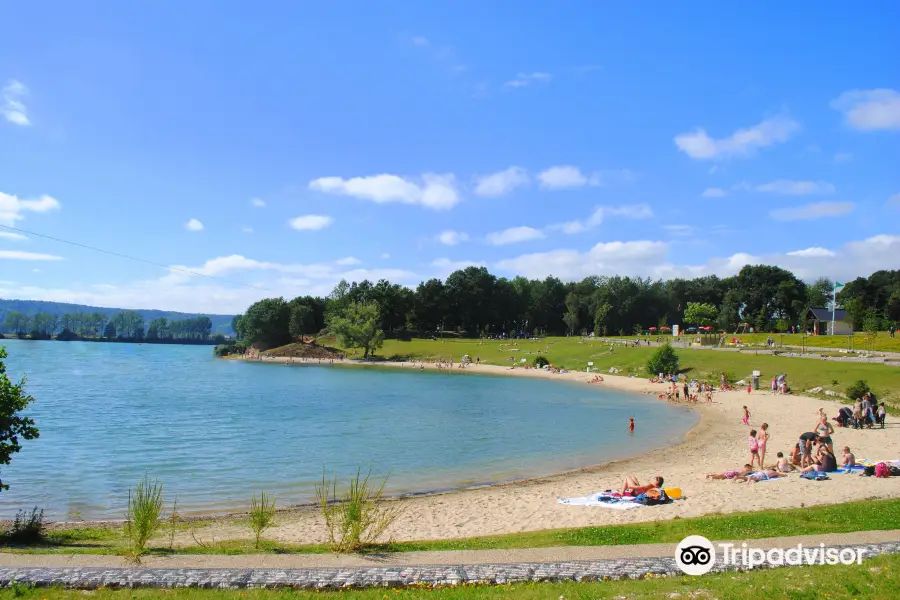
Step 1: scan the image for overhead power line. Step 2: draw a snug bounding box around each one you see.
[0,223,272,292]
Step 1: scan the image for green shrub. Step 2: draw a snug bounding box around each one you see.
[124,475,164,559]
[647,343,679,375]
[3,507,45,543]
[534,355,549,368]
[846,380,871,400]
[214,343,246,357]
[249,491,276,549]
[315,469,402,553]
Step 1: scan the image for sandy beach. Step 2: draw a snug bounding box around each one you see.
[160,356,900,547]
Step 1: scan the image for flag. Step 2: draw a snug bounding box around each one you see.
[835,281,845,289]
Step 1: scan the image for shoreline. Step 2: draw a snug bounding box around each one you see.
[47,354,900,546]
[170,356,900,544]
[49,357,700,526]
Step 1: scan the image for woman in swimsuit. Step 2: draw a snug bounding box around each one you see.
[815,417,835,453]
[756,423,770,469]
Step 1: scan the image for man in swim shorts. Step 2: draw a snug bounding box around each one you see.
[798,432,819,468]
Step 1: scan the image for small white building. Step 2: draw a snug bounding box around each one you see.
[806,307,853,335]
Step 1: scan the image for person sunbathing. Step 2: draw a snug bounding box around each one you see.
[706,464,753,480]
[620,475,664,496]
[733,468,785,483]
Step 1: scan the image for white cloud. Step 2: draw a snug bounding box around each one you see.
[2,80,29,126]
[833,152,853,163]
[674,116,800,160]
[309,173,459,210]
[496,241,669,280]
[0,231,28,241]
[831,89,900,131]
[335,256,361,266]
[702,187,728,198]
[888,193,900,207]
[431,257,487,277]
[787,247,837,258]
[288,214,334,230]
[0,254,421,314]
[663,225,695,236]
[250,198,265,207]
[241,226,254,233]
[0,192,62,226]
[551,204,652,234]
[769,201,854,221]
[504,72,552,87]
[756,180,836,195]
[412,36,430,46]
[185,218,204,231]
[606,204,654,219]
[0,250,63,261]
[473,166,530,197]
[537,166,600,189]
[485,226,545,246]
[491,234,900,284]
[380,253,391,259]
[437,230,469,246]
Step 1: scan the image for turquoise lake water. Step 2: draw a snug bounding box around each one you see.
[0,339,698,519]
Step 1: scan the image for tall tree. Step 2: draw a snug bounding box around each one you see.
[328,301,384,359]
[237,298,292,348]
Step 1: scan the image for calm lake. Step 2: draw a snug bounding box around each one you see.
[0,340,697,520]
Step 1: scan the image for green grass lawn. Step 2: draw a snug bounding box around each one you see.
[326,336,900,409]
[1,552,897,599]
[8,498,900,556]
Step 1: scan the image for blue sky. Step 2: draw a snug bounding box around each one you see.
[1,1,898,314]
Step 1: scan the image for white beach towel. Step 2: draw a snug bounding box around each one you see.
[557,492,643,509]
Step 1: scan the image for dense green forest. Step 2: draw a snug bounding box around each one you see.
[0,299,234,337]
[231,265,900,352]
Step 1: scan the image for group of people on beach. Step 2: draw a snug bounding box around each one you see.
[833,393,887,429]
[706,399,886,484]
[653,379,713,405]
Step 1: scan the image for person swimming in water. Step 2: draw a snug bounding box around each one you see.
[628,417,635,433]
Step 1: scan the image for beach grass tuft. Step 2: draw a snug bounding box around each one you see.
[315,468,402,553]
[248,491,276,549]
[124,475,164,560]
[2,507,45,544]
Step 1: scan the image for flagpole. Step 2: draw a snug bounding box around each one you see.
[831,277,836,336]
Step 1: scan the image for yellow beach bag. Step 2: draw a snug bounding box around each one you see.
[664,487,683,499]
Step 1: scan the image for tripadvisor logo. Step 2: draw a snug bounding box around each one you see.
[675,535,869,575]
[675,535,716,575]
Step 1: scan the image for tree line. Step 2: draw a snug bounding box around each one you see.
[2,309,220,343]
[231,265,900,350]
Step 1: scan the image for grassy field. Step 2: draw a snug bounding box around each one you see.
[1,552,897,599]
[630,331,900,353]
[323,336,900,409]
[7,498,900,556]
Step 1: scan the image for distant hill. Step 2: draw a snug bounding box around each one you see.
[0,298,235,335]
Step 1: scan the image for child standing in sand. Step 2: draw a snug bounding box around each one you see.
[748,429,761,469]
[756,423,770,468]
[742,406,751,426]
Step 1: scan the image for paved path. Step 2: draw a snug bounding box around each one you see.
[1,530,898,589]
